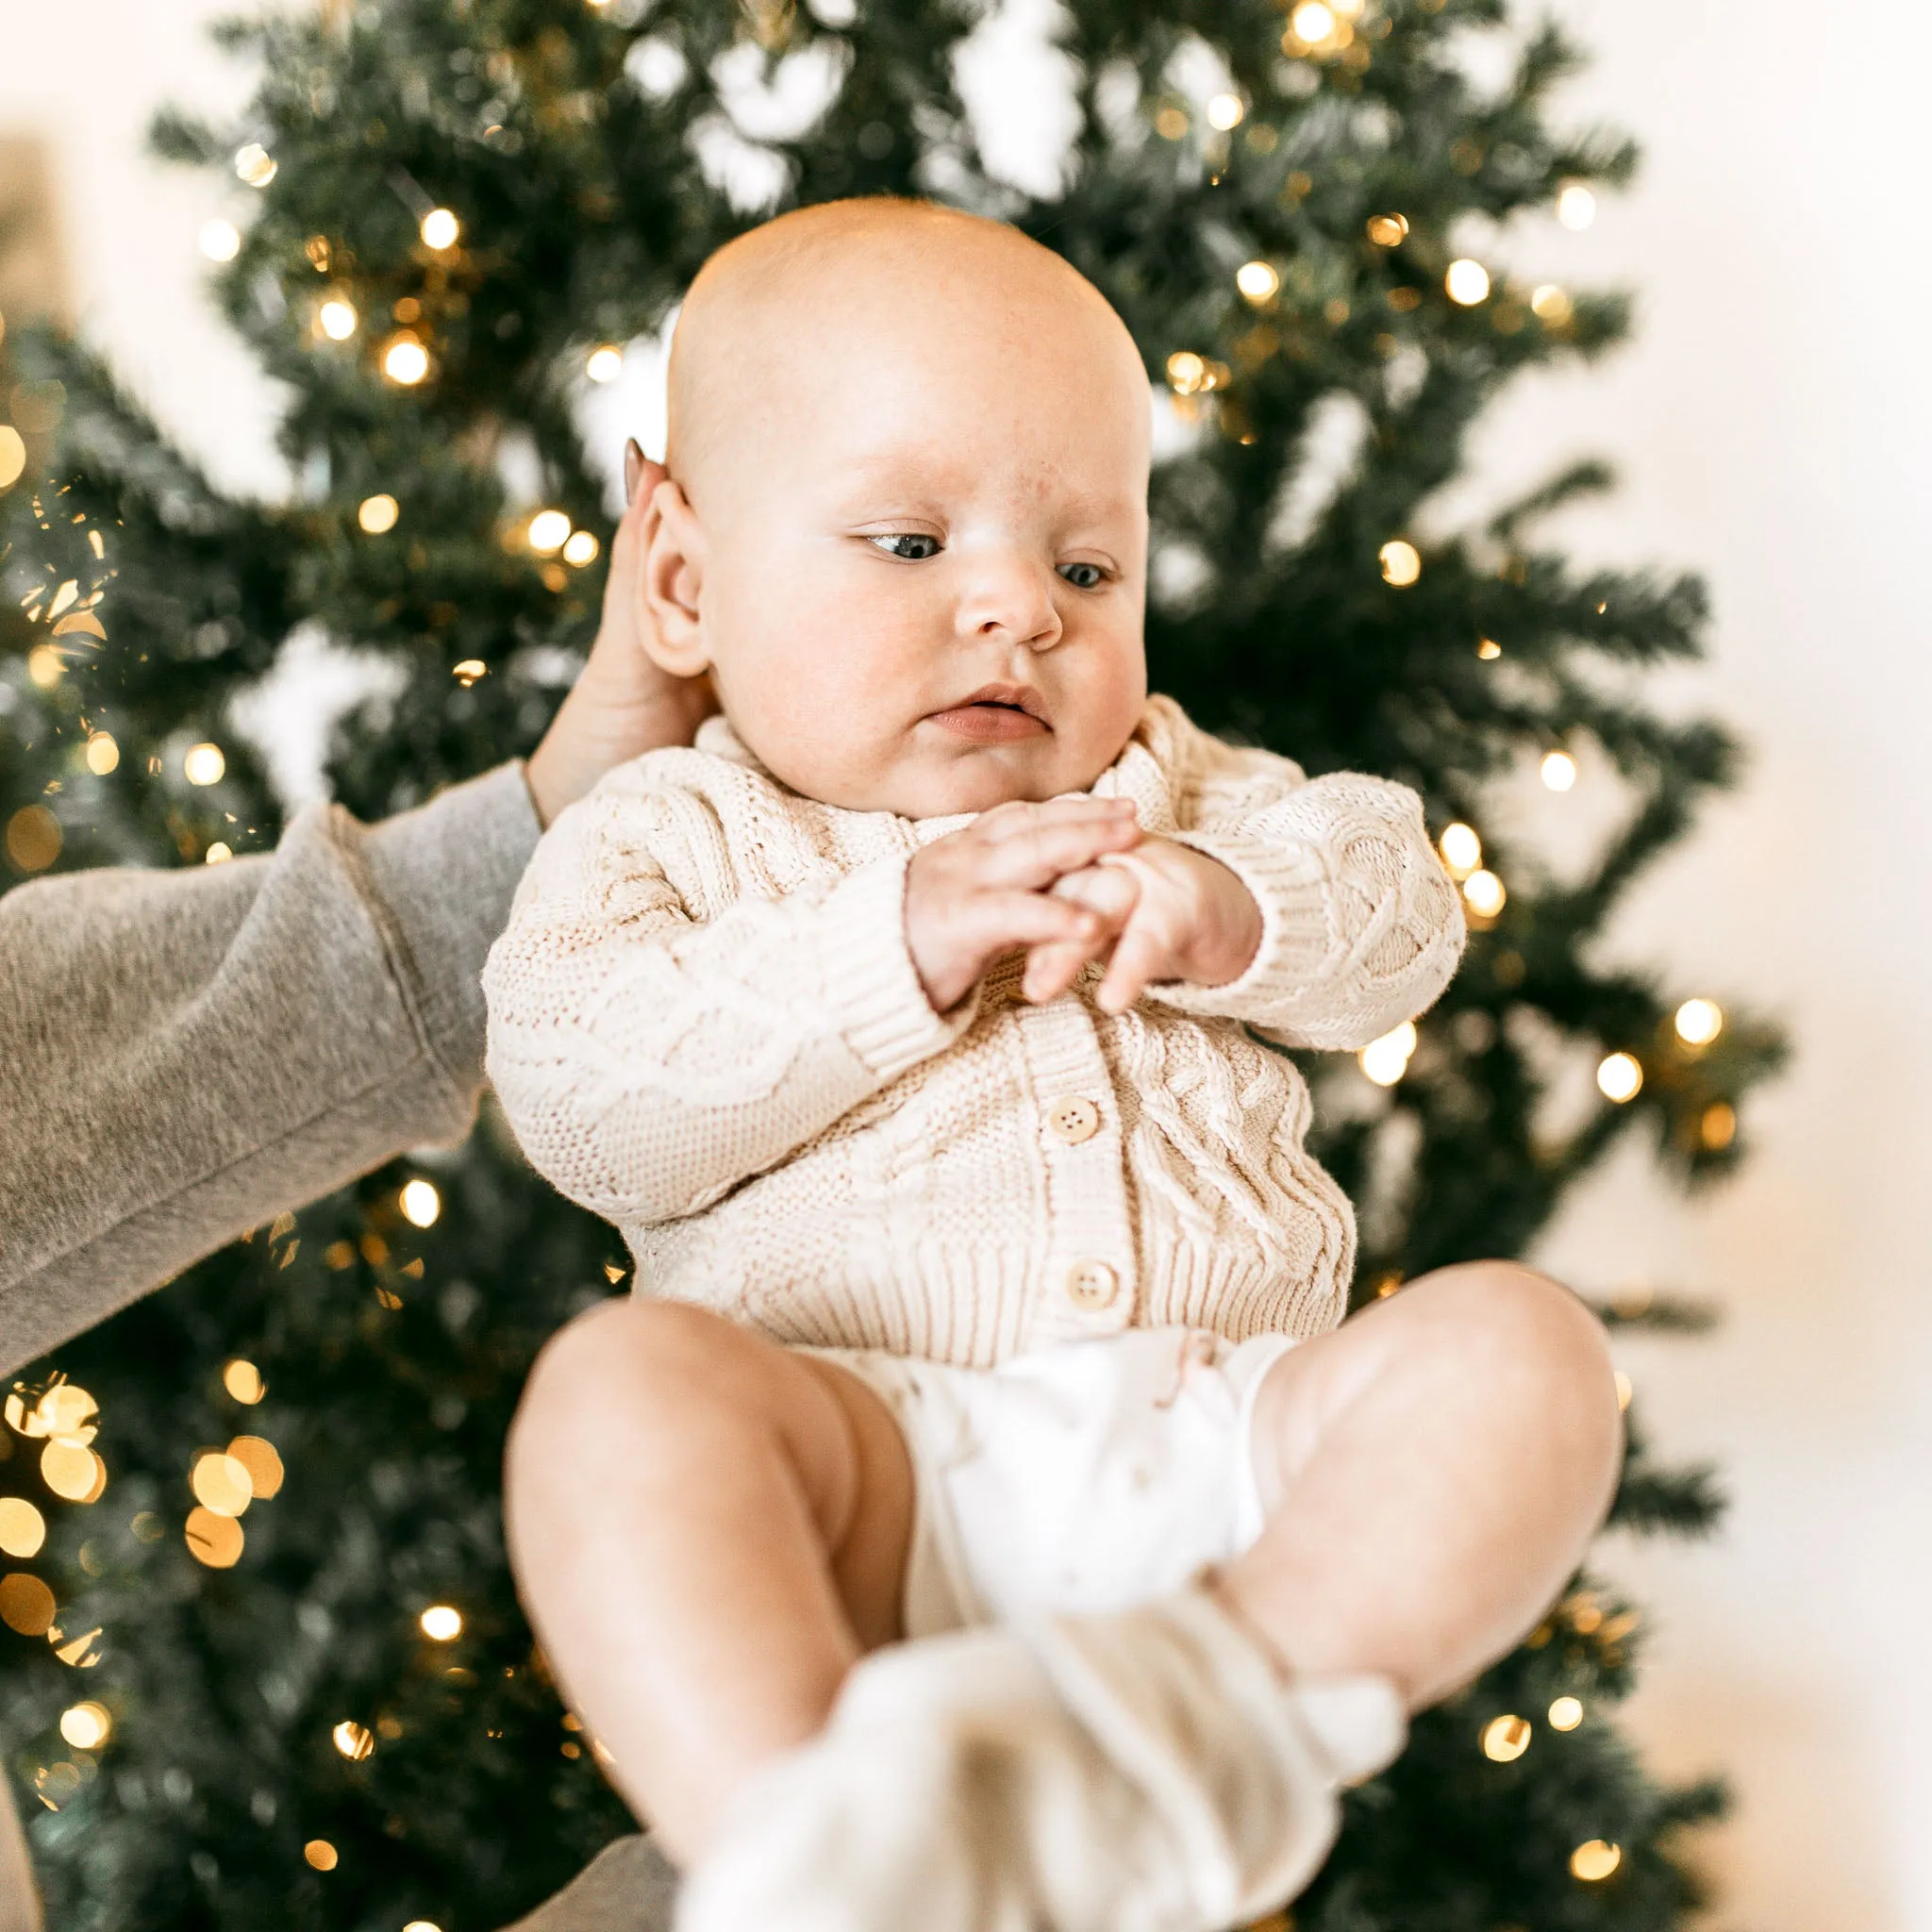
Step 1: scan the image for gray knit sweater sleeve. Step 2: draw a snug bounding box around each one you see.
[0,763,541,1379]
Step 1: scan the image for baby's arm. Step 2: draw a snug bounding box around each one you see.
[1047,704,1464,1048]
[484,770,962,1226]
[484,777,1127,1225]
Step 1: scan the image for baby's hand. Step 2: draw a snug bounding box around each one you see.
[905,798,1143,1013]
[1025,839,1263,1013]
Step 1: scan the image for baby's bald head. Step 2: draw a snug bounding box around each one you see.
[639,196,1152,819]
[665,199,1146,511]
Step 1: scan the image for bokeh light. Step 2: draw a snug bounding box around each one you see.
[59,1702,112,1751]
[223,1358,265,1405]
[1358,1022,1418,1088]
[400,1177,441,1227]
[1674,997,1724,1046]
[184,742,226,786]
[1596,1052,1642,1103]
[1571,1840,1622,1881]
[527,509,573,555]
[1557,182,1596,230]
[420,1604,463,1641]
[1378,539,1421,586]
[383,335,430,385]
[1481,1714,1530,1762]
[1462,870,1506,919]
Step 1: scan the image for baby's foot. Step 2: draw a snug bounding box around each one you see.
[674,1588,1405,1932]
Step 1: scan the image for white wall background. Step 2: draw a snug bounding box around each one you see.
[4,0,1928,1923]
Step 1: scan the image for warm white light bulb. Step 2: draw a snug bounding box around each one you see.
[1540,749,1577,791]
[399,1178,441,1228]
[319,299,358,341]
[562,529,601,567]
[1438,822,1481,878]
[358,493,400,535]
[1462,870,1506,918]
[199,219,242,263]
[527,509,573,555]
[1674,997,1724,1046]
[1444,258,1491,306]
[1291,0,1335,42]
[1236,260,1280,302]
[183,742,226,787]
[1357,1021,1418,1088]
[1596,1052,1642,1103]
[383,336,430,386]
[421,207,461,251]
[234,143,278,188]
[585,344,625,383]
[1378,540,1422,587]
[1207,92,1244,130]
[420,1604,463,1641]
[1557,182,1596,231]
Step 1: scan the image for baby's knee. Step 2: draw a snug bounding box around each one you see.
[1406,1262,1619,1429]
[511,1296,751,1467]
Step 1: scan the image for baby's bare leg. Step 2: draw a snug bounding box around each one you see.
[1228,1262,1623,1711]
[505,1299,912,1863]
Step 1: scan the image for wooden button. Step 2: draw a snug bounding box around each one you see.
[1065,1260,1120,1310]
[1045,1096,1102,1145]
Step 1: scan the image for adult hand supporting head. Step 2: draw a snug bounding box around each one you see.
[524,441,716,827]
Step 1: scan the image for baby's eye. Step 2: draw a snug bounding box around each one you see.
[1058,561,1108,591]
[868,533,942,561]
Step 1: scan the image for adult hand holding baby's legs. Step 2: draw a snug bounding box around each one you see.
[905,797,1141,1012]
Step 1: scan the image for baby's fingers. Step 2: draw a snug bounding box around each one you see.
[974,799,1141,890]
[964,891,1105,964]
[1022,938,1099,1005]
[1095,915,1173,1015]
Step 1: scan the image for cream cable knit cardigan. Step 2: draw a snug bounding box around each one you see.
[484,696,1464,1366]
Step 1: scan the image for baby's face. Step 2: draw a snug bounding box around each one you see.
[648,221,1151,820]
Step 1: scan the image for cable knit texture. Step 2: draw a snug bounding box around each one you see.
[484,696,1464,1366]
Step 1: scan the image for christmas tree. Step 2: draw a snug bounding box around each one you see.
[0,0,1783,1926]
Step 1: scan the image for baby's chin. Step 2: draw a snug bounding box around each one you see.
[760,735,1109,821]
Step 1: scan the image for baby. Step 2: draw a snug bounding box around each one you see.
[483,200,1621,1932]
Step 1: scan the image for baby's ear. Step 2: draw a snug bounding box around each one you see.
[638,478,711,675]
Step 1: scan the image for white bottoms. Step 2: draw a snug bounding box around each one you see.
[808,1327,1296,1640]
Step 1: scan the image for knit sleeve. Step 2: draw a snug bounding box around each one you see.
[1146,709,1465,1051]
[482,771,971,1228]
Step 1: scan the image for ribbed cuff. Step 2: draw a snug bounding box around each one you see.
[358,762,543,1092]
[1149,830,1333,1021]
[819,853,977,1083]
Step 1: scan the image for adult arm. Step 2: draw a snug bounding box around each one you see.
[0,445,704,1379]
[0,765,538,1377]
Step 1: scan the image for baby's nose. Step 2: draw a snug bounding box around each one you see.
[959,560,1064,652]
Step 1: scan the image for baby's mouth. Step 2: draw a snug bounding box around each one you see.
[925,684,1050,744]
